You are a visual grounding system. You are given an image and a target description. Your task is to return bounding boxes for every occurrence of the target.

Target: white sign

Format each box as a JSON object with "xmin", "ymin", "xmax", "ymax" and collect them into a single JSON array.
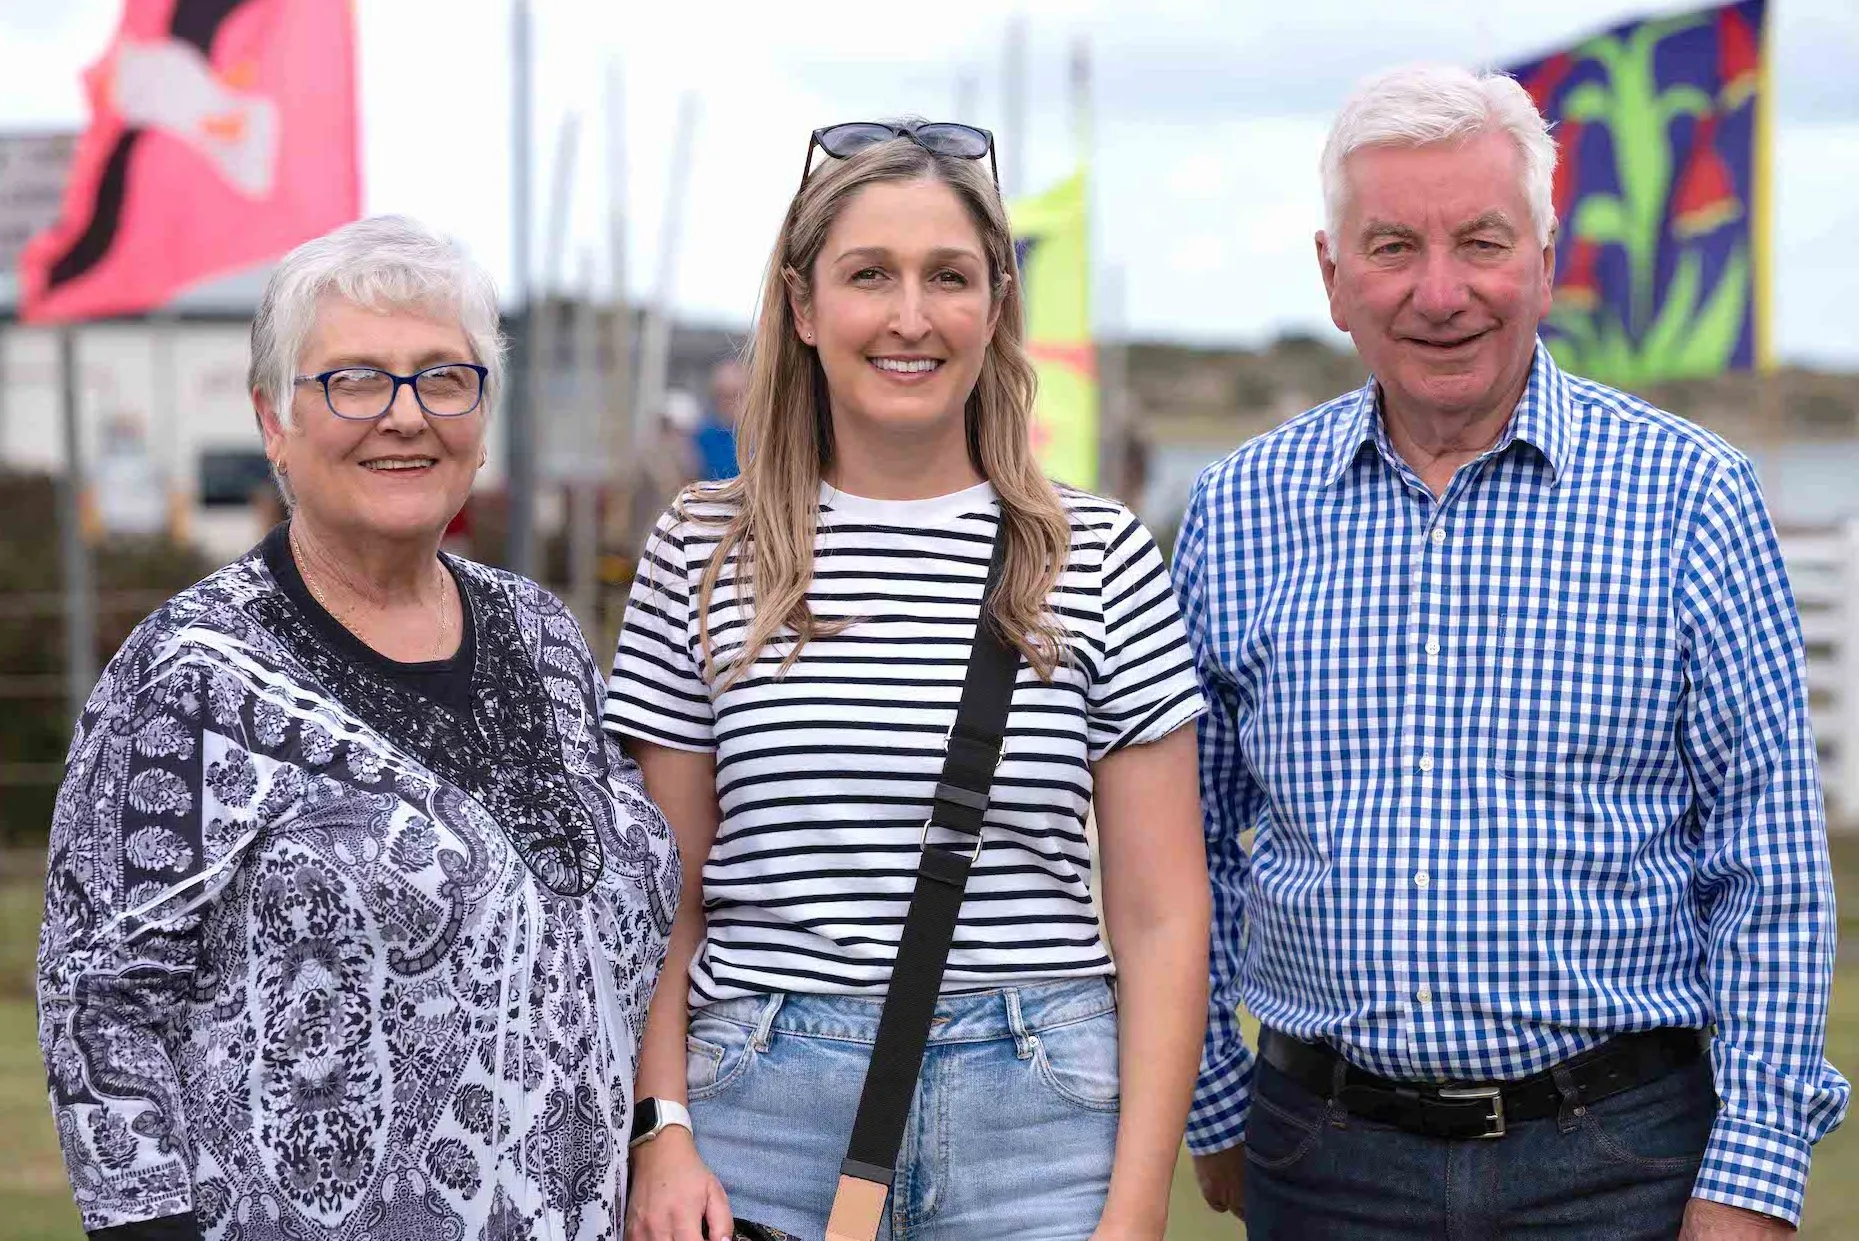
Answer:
[{"xmin": 0, "ymin": 131, "xmax": 77, "ymax": 275}]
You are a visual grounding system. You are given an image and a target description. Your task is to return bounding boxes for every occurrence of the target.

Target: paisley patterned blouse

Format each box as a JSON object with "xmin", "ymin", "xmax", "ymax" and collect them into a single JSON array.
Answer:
[{"xmin": 38, "ymin": 530, "xmax": 680, "ymax": 1241}]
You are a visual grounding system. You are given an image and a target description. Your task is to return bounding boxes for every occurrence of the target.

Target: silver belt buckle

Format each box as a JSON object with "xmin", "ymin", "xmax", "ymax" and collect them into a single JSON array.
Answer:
[{"xmin": 1436, "ymin": 1085, "xmax": 1506, "ymax": 1138}]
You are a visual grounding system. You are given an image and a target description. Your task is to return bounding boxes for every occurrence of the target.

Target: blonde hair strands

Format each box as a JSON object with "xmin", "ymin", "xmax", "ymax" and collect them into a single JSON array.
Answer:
[{"xmin": 685, "ymin": 137, "xmax": 1073, "ymax": 686}]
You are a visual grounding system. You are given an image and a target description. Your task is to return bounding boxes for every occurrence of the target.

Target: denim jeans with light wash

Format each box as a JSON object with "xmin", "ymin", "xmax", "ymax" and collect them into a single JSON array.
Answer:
[
  {"xmin": 685, "ymin": 978, "xmax": 1120, "ymax": 1241},
  {"xmin": 1242, "ymin": 1048, "xmax": 1718, "ymax": 1240}
]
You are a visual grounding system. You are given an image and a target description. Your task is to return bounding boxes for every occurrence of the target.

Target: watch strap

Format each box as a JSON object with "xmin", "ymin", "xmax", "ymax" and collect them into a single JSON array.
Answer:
[{"xmin": 628, "ymin": 1096, "xmax": 693, "ymax": 1148}]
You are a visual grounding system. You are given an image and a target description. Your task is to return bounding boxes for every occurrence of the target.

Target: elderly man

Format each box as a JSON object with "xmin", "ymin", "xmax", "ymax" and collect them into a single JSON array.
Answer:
[{"xmin": 1173, "ymin": 65, "xmax": 1847, "ymax": 1239}]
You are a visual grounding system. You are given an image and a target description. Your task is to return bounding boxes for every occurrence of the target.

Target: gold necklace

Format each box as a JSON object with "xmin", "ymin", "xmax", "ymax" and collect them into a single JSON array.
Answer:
[{"xmin": 289, "ymin": 524, "xmax": 454, "ymax": 661}]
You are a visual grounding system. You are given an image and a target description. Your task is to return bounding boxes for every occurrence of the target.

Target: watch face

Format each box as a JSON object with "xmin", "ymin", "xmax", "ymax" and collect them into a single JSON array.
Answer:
[{"xmin": 630, "ymin": 1097, "xmax": 661, "ymax": 1143}]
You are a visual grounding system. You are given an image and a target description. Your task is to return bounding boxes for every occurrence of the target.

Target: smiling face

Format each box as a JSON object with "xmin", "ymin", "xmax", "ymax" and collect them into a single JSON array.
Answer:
[
  {"xmin": 790, "ymin": 176, "xmax": 1000, "ymax": 459},
  {"xmin": 1318, "ymin": 128, "xmax": 1554, "ymax": 428},
  {"xmin": 256, "ymin": 296, "xmax": 485, "ymax": 547}
]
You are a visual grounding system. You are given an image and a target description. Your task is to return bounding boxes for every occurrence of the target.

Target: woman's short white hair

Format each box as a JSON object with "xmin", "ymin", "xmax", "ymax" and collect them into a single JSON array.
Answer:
[
  {"xmin": 1321, "ymin": 64, "xmax": 1558, "ymax": 259},
  {"xmin": 248, "ymin": 214, "xmax": 505, "ymax": 430}
]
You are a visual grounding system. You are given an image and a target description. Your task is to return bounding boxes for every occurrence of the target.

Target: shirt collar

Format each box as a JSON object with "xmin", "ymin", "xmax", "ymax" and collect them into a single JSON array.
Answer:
[{"xmin": 1320, "ymin": 338, "xmax": 1573, "ymax": 489}]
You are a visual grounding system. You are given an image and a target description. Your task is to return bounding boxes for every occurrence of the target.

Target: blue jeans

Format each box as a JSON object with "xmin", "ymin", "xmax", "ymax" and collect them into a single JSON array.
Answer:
[
  {"xmin": 686, "ymin": 978, "xmax": 1121, "ymax": 1241},
  {"xmin": 1243, "ymin": 1049, "xmax": 1718, "ymax": 1239}
]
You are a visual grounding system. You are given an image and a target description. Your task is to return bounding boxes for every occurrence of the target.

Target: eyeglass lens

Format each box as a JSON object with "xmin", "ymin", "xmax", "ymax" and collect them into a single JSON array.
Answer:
[
  {"xmin": 816, "ymin": 123, "xmax": 903, "ymax": 159},
  {"xmin": 912, "ymin": 123, "xmax": 991, "ymax": 157},
  {"xmin": 325, "ymin": 366, "xmax": 482, "ymax": 419}
]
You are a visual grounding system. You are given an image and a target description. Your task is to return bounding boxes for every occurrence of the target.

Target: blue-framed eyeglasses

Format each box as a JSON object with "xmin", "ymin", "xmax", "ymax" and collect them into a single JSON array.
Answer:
[
  {"xmin": 292, "ymin": 363, "xmax": 488, "ymax": 421},
  {"xmin": 800, "ymin": 121, "xmax": 998, "ymax": 190}
]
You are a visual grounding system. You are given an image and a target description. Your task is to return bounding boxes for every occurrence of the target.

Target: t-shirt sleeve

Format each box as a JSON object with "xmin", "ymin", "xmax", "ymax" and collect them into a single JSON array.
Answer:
[
  {"xmin": 605, "ymin": 509, "xmax": 716, "ymax": 752},
  {"xmin": 1084, "ymin": 506, "xmax": 1207, "ymax": 761}
]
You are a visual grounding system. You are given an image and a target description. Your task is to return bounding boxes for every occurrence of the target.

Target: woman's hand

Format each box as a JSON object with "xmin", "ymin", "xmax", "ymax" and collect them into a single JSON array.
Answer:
[{"xmin": 625, "ymin": 1128, "xmax": 733, "ymax": 1241}]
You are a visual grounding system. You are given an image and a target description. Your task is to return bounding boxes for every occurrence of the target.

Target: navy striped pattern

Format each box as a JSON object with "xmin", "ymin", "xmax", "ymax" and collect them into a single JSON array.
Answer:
[{"xmin": 607, "ymin": 481, "xmax": 1204, "ymax": 1006}]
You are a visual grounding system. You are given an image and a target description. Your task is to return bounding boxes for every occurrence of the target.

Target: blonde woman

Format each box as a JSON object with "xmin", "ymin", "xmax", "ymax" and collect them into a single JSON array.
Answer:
[{"xmin": 607, "ymin": 121, "xmax": 1210, "ymax": 1241}]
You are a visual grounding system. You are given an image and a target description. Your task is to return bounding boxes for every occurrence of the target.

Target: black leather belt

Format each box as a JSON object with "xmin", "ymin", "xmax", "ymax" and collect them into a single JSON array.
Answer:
[{"xmin": 1258, "ymin": 1026, "xmax": 1705, "ymax": 1141}]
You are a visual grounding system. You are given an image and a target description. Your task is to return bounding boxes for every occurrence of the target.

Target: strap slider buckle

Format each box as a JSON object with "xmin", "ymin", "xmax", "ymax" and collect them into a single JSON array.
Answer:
[
  {"xmin": 1436, "ymin": 1085, "xmax": 1506, "ymax": 1138},
  {"xmin": 918, "ymin": 818, "xmax": 984, "ymax": 864}
]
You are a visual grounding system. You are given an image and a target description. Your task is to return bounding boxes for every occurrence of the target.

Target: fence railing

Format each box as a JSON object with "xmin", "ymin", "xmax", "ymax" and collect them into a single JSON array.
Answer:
[{"xmin": 1782, "ymin": 521, "xmax": 1859, "ymax": 829}]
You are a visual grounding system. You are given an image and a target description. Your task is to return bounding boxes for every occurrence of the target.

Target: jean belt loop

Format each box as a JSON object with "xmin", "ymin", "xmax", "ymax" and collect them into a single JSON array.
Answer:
[
  {"xmin": 752, "ymin": 992, "xmax": 784, "ymax": 1052},
  {"xmin": 1328, "ymin": 1054, "xmax": 1349, "ymax": 1103},
  {"xmin": 1004, "ymin": 987, "xmax": 1036, "ymax": 1059},
  {"xmin": 1550, "ymin": 1060, "xmax": 1582, "ymax": 1131}
]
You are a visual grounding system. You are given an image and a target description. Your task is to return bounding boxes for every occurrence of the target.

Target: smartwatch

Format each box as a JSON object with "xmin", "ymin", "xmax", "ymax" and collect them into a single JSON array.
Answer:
[{"xmin": 629, "ymin": 1097, "xmax": 694, "ymax": 1149}]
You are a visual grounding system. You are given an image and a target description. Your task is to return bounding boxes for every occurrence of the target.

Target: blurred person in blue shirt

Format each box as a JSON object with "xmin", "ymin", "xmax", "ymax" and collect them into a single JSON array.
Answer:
[{"xmin": 694, "ymin": 358, "xmax": 746, "ymax": 481}]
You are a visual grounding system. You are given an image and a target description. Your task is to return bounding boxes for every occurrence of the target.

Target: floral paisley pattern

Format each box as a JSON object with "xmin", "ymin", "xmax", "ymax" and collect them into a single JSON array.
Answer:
[{"xmin": 38, "ymin": 538, "xmax": 680, "ymax": 1240}]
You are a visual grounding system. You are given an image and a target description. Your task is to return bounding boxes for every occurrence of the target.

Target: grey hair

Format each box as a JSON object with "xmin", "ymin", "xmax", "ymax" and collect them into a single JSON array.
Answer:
[
  {"xmin": 1320, "ymin": 64, "xmax": 1558, "ymax": 260},
  {"xmin": 249, "ymin": 215, "xmax": 504, "ymax": 500}
]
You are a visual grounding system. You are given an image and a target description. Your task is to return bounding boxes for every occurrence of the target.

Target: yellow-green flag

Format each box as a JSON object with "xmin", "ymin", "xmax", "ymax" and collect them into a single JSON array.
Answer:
[{"xmin": 1010, "ymin": 170, "xmax": 1097, "ymax": 488}]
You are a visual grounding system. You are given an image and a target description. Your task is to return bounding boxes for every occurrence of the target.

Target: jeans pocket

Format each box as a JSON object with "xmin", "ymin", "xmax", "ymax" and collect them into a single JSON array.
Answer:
[
  {"xmin": 1031, "ymin": 1009, "xmax": 1121, "ymax": 1112},
  {"xmin": 1575, "ymin": 1060, "xmax": 1716, "ymax": 1172},
  {"xmin": 1244, "ymin": 1062, "xmax": 1332, "ymax": 1173},
  {"xmin": 1244, "ymin": 1092, "xmax": 1330, "ymax": 1173},
  {"xmin": 686, "ymin": 1013, "xmax": 756, "ymax": 1102}
]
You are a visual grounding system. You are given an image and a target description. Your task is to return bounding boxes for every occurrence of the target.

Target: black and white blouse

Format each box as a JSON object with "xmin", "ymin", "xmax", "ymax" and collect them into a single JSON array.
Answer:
[{"xmin": 38, "ymin": 526, "xmax": 680, "ymax": 1241}]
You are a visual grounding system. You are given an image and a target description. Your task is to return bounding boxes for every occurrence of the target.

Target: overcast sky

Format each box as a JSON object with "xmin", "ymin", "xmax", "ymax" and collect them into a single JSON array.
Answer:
[{"xmin": 2, "ymin": 0, "xmax": 1855, "ymax": 366}]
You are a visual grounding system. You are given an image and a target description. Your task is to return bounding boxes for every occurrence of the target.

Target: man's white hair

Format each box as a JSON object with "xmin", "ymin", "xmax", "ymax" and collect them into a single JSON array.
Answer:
[
  {"xmin": 1320, "ymin": 64, "xmax": 1558, "ymax": 259},
  {"xmin": 248, "ymin": 213, "xmax": 505, "ymax": 433}
]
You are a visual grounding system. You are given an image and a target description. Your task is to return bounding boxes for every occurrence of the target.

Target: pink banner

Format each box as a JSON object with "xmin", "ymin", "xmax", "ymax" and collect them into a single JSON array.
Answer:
[{"xmin": 18, "ymin": 0, "xmax": 360, "ymax": 323}]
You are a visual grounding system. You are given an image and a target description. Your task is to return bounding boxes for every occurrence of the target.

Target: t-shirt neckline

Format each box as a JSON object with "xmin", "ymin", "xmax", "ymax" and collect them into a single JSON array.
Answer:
[{"xmin": 817, "ymin": 479, "xmax": 997, "ymax": 525}]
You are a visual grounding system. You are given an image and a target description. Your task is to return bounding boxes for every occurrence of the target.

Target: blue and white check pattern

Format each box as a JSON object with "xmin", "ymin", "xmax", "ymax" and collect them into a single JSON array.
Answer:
[{"xmin": 1171, "ymin": 341, "xmax": 1849, "ymax": 1224}]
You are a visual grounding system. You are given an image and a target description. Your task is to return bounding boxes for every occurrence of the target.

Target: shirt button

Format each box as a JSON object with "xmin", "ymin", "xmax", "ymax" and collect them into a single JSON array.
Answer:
[
  {"xmin": 1418, "ymin": 755, "xmax": 1435, "ymax": 773},
  {"xmin": 1416, "ymin": 986, "xmax": 1433, "ymax": 1004},
  {"xmin": 1424, "ymin": 638, "xmax": 1441, "ymax": 656},
  {"xmin": 1414, "ymin": 871, "xmax": 1430, "ymax": 889},
  {"xmin": 1430, "ymin": 527, "xmax": 1448, "ymax": 546}
]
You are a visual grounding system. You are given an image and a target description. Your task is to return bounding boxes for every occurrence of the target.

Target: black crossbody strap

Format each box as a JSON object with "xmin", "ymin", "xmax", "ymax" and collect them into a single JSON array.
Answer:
[{"xmin": 825, "ymin": 532, "xmax": 1018, "ymax": 1241}]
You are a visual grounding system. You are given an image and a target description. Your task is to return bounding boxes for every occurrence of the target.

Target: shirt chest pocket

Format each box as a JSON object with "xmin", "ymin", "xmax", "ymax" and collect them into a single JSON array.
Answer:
[{"xmin": 1483, "ymin": 603, "xmax": 1671, "ymax": 785}]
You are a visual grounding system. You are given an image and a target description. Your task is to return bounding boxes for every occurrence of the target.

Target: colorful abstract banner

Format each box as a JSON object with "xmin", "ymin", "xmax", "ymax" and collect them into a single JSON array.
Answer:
[
  {"xmin": 18, "ymin": 0, "xmax": 360, "ymax": 323},
  {"xmin": 1507, "ymin": 0, "xmax": 1769, "ymax": 384},
  {"xmin": 1011, "ymin": 170, "xmax": 1098, "ymax": 489}
]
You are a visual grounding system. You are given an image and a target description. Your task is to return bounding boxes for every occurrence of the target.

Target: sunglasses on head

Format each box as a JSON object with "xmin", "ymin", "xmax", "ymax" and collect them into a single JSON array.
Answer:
[{"xmin": 800, "ymin": 120, "xmax": 998, "ymax": 190}]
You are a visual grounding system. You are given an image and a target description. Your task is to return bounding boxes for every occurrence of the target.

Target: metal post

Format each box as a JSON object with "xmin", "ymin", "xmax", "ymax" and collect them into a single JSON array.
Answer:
[
  {"xmin": 568, "ymin": 253, "xmax": 601, "ymax": 634},
  {"xmin": 633, "ymin": 93, "xmax": 698, "ymax": 439},
  {"xmin": 605, "ymin": 57, "xmax": 637, "ymax": 570},
  {"xmin": 506, "ymin": 0, "xmax": 538, "ymax": 576},
  {"xmin": 955, "ymin": 70, "xmax": 978, "ymax": 123},
  {"xmin": 1842, "ymin": 517, "xmax": 1859, "ymax": 826},
  {"xmin": 1002, "ymin": 16, "xmax": 1026, "ymax": 199},
  {"xmin": 57, "ymin": 327, "xmax": 96, "ymax": 724},
  {"xmin": 1099, "ymin": 264, "xmax": 1132, "ymax": 505}
]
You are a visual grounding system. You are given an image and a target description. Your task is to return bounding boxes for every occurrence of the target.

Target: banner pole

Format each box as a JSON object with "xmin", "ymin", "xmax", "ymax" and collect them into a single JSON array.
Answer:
[
  {"xmin": 58, "ymin": 327, "xmax": 96, "ymax": 726},
  {"xmin": 506, "ymin": 0, "xmax": 538, "ymax": 576}
]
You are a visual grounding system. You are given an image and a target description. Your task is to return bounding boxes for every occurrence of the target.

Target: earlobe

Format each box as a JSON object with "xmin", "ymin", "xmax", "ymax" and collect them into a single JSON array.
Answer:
[{"xmin": 783, "ymin": 266, "xmax": 816, "ymax": 347}]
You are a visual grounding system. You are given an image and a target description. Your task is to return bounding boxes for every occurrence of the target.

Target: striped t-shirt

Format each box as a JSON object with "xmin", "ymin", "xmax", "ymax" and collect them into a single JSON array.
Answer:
[{"xmin": 605, "ymin": 480, "xmax": 1205, "ymax": 1005}]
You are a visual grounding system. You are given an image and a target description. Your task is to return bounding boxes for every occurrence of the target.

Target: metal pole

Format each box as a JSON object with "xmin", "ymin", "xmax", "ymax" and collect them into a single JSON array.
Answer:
[
  {"xmin": 605, "ymin": 57, "xmax": 637, "ymax": 566},
  {"xmin": 1843, "ymin": 517, "xmax": 1859, "ymax": 826},
  {"xmin": 633, "ymin": 93, "xmax": 698, "ymax": 439},
  {"xmin": 506, "ymin": 0, "xmax": 538, "ymax": 576},
  {"xmin": 1002, "ymin": 16, "xmax": 1026, "ymax": 198},
  {"xmin": 569, "ymin": 252, "xmax": 601, "ymax": 634},
  {"xmin": 57, "ymin": 327, "xmax": 96, "ymax": 725},
  {"xmin": 1100, "ymin": 264, "xmax": 1133, "ymax": 505},
  {"xmin": 955, "ymin": 70, "xmax": 978, "ymax": 123},
  {"xmin": 0, "ymin": 322, "xmax": 9, "ymax": 458},
  {"xmin": 150, "ymin": 309, "xmax": 187, "ymax": 541}
]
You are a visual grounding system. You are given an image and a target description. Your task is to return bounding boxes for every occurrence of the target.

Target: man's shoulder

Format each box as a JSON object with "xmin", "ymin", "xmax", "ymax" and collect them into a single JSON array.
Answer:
[
  {"xmin": 1562, "ymin": 370, "xmax": 1752, "ymax": 480},
  {"xmin": 1191, "ymin": 389, "xmax": 1365, "ymax": 503}
]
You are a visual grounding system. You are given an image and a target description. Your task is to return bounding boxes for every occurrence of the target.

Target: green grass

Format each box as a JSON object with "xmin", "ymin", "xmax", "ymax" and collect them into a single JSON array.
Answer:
[{"xmin": 1, "ymin": 848, "xmax": 1855, "ymax": 1238}]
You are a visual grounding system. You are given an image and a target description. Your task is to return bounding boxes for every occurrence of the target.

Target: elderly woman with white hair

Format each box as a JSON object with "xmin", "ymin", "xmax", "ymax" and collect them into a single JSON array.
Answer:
[{"xmin": 38, "ymin": 214, "xmax": 679, "ymax": 1241}]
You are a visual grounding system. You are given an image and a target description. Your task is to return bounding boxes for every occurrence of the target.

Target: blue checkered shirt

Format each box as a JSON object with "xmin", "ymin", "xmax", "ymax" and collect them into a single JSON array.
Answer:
[{"xmin": 1171, "ymin": 342, "xmax": 1848, "ymax": 1224}]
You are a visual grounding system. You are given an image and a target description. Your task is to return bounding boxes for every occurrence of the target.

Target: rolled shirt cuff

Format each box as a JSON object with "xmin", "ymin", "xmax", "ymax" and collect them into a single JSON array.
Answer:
[
  {"xmin": 1186, "ymin": 1047, "xmax": 1255, "ymax": 1156},
  {"xmin": 1691, "ymin": 1112, "xmax": 1814, "ymax": 1227}
]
